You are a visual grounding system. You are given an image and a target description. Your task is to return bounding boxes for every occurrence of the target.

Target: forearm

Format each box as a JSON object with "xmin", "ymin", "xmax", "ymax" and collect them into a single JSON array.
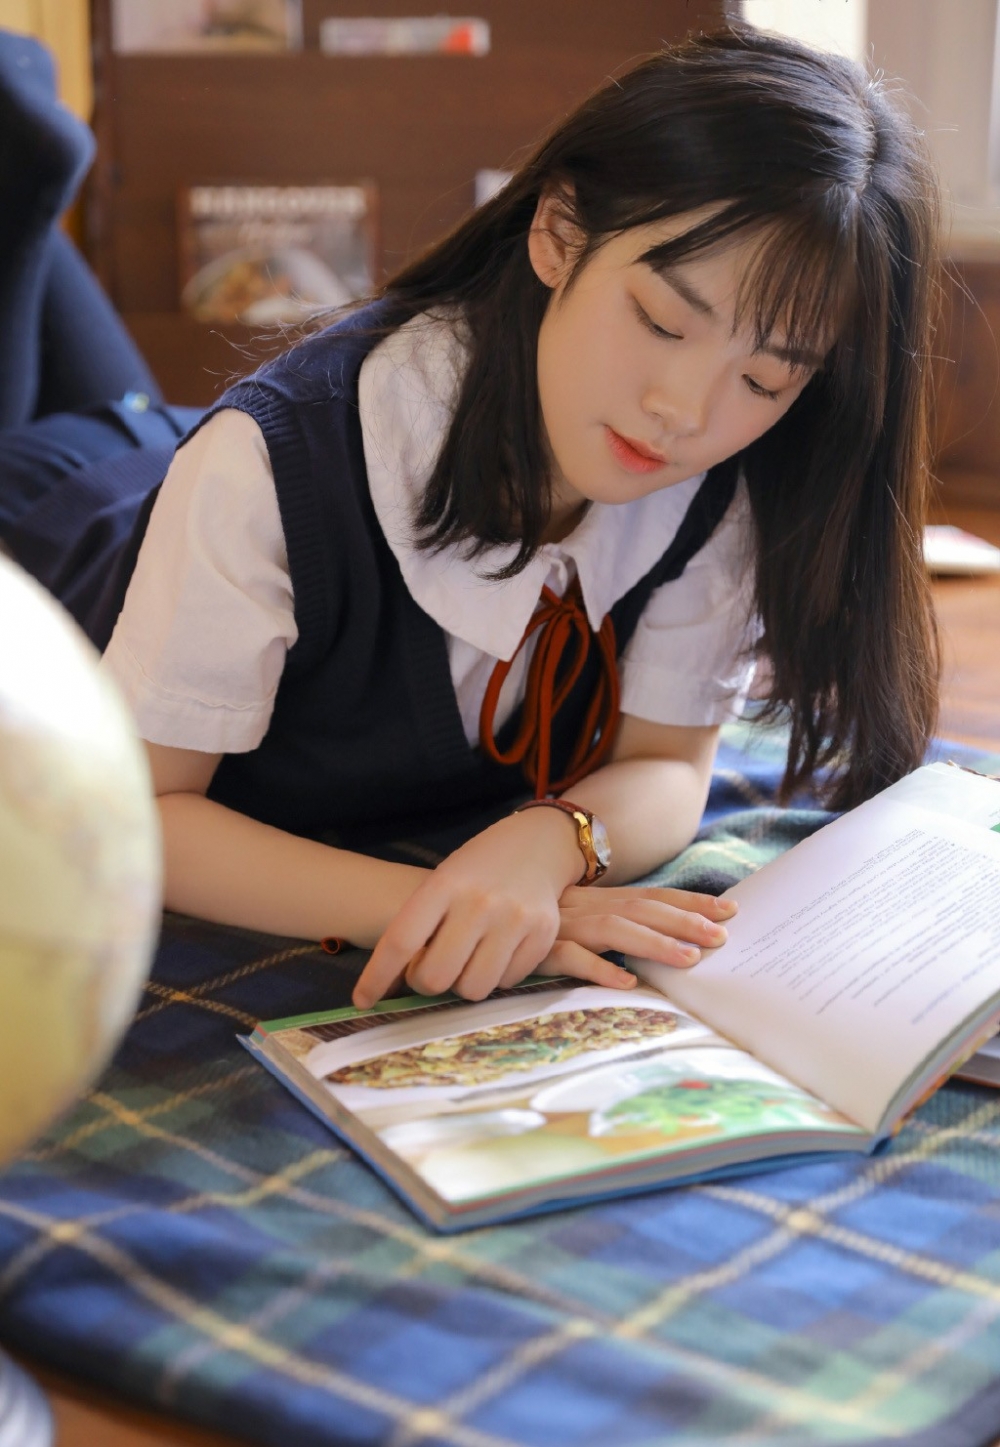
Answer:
[
  {"xmin": 157, "ymin": 792, "xmax": 429, "ymax": 947},
  {"xmin": 567, "ymin": 754, "xmax": 712, "ymax": 884}
]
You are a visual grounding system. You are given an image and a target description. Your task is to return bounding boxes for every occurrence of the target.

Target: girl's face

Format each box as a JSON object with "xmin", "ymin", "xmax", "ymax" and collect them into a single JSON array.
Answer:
[{"xmin": 528, "ymin": 198, "xmax": 828, "ymax": 534}]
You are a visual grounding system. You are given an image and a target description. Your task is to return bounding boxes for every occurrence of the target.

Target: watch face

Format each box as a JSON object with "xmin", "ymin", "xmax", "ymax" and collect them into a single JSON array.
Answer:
[{"xmin": 590, "ymin": 814, "xmax": 612, "ymax": 867}]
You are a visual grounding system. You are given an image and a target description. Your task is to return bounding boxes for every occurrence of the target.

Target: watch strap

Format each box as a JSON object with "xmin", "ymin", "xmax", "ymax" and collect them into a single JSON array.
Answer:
[{"xmin": 513, "ymin": 798, "xmax": 609, "ymax": 885}]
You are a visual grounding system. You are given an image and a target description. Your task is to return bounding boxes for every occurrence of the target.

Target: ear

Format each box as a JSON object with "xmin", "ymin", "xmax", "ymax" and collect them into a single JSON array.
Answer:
[{"xmin": 528, "ymin": 185, "xmax": 583, "ymax": 289}]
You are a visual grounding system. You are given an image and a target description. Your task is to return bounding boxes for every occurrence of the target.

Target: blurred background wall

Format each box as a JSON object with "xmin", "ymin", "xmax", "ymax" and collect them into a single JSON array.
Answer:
[
  {"xmin": 82, "ymin": 0, "xmax": 726, "ymax": 405},
  {"xmin": 20, "ymin": 0, "xmax": 1000, "ymax": 510},
  {"xmin": 744, "ymin": 0, "xmax": 1000, "ymax": 508},
  {"xmin": 0, "ymin": 0, "xmax": 91, "ymax": 116}
]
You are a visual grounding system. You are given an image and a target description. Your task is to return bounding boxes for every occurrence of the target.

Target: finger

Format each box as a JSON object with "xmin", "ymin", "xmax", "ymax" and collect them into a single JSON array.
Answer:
[
  {"xmin": 353, "ymin": 886, "xmax": 452, "ymax": 1008},
  {"xmin": 400, "ymin": 944, "xmax": 428, "ymax": 986},
  {"xmin": 569, "ymin": 885, "xmax": 735, "ymax": 920},
  {"xmin": 558, "ymin": 911, "xmax": 704, "ymax": 967},
  {"xmin": 450, "ymin": 925, "xmax": 545, "ymax": 1001},
  {"xmin": 632, "ymin": 887, "xmax": 737, "ymax": 918},
  {"xmin": 561, "ymin": 894, "xmax": 729, "ymax": 949},
  {"xmin": 558, "ymin": 879, "xmax": 738, "ymax": 926},
  {"xmin": 533, "ymin": 939, "xmax": 639, "ymax": 991},
  {"xmin": 494, "ymin": 930, "xmax": 562, "ymax": 991},
  {"xmin": 353, "ymin": 948, "xmax": 409, "ymax": 1011},
  {"xmin": 403, "ymin": 902, "xmax": 494, "ymax": 998},
  {"xmin": 620, "ymin": 899, "xmax": 729, "ymax": 948}
]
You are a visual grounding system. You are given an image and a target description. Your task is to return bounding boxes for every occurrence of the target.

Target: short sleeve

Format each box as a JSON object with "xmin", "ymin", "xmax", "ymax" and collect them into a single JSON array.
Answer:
[
  {"xmin": 619, "ymin": 482, "xmax": 759, "ymax": 727},
  {"xmin": 100, "ymin": 408, "xmax": 297, "ymax": 752}
]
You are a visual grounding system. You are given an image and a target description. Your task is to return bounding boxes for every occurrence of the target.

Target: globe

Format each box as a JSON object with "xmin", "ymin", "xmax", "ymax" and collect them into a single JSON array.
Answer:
[{"xmin": 0, "ymin": 554, "xmax": 162, "ymax": 1445}]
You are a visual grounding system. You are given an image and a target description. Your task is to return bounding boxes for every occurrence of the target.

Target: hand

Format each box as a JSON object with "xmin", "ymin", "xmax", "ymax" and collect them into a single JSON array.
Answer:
[
  {"xmin": 353, "ymin": 808, "xmax": 605, "ymax": 1008},
  {"xmin": 545, "ymin": 885, "xmax": 737, "ymax": 979}
]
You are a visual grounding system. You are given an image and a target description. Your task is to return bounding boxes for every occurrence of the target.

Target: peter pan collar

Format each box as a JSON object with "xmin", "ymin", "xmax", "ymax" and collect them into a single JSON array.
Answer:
[{"xmin": 358, "ymin": 310, "xmax": 706, "ymax": 662}]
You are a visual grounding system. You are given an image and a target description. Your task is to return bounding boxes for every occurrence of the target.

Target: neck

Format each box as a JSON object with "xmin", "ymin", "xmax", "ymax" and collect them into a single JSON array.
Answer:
[
  {"xmin": 541, "ymin": 497, "xmax": 589, "ymax": 544},
  {"xmin": 542, "ymin": 467, "xmax": 589, "ymax": 544}
]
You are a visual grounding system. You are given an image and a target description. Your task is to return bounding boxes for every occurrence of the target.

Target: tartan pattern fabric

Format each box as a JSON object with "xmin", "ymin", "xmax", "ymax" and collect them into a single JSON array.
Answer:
[{"xmin": 1, "ymin": 718, "xmax": 1000, "ymax": 1446}]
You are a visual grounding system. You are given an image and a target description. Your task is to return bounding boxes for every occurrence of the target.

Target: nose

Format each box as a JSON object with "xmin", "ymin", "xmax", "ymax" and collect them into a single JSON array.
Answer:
[{"xmin": 642, "ymin": 366, "xmax": 710, "ymax": 440}]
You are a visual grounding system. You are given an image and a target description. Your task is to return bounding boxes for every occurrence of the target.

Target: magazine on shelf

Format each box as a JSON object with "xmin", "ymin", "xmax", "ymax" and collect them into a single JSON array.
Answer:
[
  {"xmin": 474, "ymin": 169, "xmax": 512, "ymax": 206},
  {"xmin": 178, "ymin": 182, "xmax": 378, "ymax": 325},
  {"xmin": 923, "ymin": 524, "xmax": 1000, "ymax": 576},
  {"xmin": 112, "ymin": 0, "xmax": 302, "ymax": 54},
  {"xmin": 319, "ymin": 16, "xmax": 490, "ymax": 56},
  {"xmin": 242, "ymin": 762, "xmax": 1000, "ymax": 1231}
]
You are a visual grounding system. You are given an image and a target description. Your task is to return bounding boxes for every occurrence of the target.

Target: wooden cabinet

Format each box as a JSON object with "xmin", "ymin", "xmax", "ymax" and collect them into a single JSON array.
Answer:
[
  {"xmin": 81, "ymin": 2, "xmax": 1000, "ymax": 503},
  {"xmin": 86, "ymin": 0, "xmax": 724, "ymax": 405},
  {"xmin": 935, "ymin": 256, "xmax": 1000, "ymax": 506}
]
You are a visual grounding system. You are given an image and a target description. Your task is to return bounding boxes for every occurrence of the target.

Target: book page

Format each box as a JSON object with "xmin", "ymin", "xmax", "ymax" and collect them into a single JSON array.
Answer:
[
  {"xmin": 262, "ymin": 985, "xmax": 864, "ymax": 1209},
  {"xmin": 879, "ymin": 761, "xmax": 1000, "ymax": 828},
  {"xmin": 634, "ymin": 803, "xmax": 1000, "ymax": 1134}
]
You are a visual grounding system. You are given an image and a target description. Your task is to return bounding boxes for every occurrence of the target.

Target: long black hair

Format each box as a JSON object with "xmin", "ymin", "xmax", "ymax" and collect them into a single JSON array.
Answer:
[{"xmin": 374, "ymin": 24, "xmax": 941, "ymax": 809}]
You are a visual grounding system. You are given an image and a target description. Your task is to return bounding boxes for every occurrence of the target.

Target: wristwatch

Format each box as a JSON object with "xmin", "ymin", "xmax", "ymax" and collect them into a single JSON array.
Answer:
[{"xmin": 513, "ymin": 798, "xmax": 611, "ymax": 885}]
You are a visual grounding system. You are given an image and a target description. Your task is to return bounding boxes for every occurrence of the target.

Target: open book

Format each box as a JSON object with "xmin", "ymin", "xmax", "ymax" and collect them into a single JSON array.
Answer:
[{"xmin": 242, "ymin": 762, "xmax": 1000, "ymax": 1232}]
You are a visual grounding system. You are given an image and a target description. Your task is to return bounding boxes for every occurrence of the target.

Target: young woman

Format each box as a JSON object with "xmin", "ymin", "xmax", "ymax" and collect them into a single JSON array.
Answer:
[{"xmin": 0, "ymin": 26, "xmax": 940, "ymax": 1010}]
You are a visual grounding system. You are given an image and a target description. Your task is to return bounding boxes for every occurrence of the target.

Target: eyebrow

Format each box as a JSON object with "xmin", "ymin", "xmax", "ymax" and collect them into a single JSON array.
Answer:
[
  {"xmin": 649, "ymin": 264, "xmax": 826, "ymax": 371},
  {"xmin": 758, "ymin": 340, "xmax": 825, "ymax": 371},
  {"xmin": 657, "ymin": 267, "xmax": 717, "ymax": 319}
]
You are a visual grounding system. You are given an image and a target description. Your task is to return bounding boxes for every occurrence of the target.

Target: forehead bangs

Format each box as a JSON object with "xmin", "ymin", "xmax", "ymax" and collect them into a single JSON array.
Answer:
[
  {"xmin": 639, "ymin": 201, "xmax": 860, "ymax": 369},
  {"xmin": 736, "ymin": 215, "xmax": 858, "ymax": 367}
]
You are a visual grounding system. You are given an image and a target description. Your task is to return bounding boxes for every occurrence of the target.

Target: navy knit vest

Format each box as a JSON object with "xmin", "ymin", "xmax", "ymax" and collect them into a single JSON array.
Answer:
[{"xmin": 113, "ymin": 303, "xmax": 739, "ymax": 846}]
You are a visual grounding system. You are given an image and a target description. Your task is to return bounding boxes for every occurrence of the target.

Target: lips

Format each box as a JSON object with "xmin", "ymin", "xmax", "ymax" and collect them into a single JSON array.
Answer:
[{"xmin": 604, "ymin": 426, "xmax": 668, "ymax": 475}]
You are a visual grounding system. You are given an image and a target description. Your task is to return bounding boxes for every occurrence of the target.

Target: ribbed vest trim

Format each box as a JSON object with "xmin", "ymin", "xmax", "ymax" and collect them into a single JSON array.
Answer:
[{"xmin": 237, "ymin": 386, "xmax": 335, "ymax": 672}]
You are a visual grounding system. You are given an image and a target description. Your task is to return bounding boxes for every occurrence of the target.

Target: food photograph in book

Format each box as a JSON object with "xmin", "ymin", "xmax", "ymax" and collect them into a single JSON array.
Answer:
[
  {"xmin": 178, "ymin": 183, "xmax": 378, "ymax": 325},
  {"xmin": 112, "ymin": 0, "xmax": 303, "ymax": 54},
  {"xmin": 277, "ymin": 986, "xmax": 859, "ymax": 1207}
]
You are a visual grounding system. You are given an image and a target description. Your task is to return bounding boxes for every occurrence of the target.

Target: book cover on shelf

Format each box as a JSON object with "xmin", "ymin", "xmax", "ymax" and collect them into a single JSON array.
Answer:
[
  {"xmin": 474, "ymin": 169, "xmax": 512, "ymax": 207},
  {"xmin": 319, "ymin": 16, "xmax": 490, "ymax": 57},
  {"xmin": 242, "ymin": 762, "xmax": 1000, "ymax": 1232},
  {"xmin": 923, "ymin": 524, "xmax": 1000, "ymax": 576},
  {"xmin": 178, "ymin": 183, "xmax": 378, "ymax": 325},
  {"xmin": 112, "ymin": 0, "xmax": 303, "ymax": 54}
]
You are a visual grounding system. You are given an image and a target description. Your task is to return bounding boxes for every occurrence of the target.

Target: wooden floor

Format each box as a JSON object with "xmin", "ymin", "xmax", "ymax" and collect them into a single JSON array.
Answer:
[
  {"xmin": 927, "ymin": 502, "xmax": 1000, "ymax": 754},
  {"xmin": 12, "ymin": 506, "xmax": 1000, "ymax": 1447},
  {"xmin": 19, "ymin": 1364, "xmax": 242, "ymax": 1447}
]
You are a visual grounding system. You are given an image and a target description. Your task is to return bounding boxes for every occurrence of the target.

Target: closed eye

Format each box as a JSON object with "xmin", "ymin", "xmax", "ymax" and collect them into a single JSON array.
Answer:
[
  {"xmin": 633, "ymin": 298, "xmax": 682, "ymax": 341},
  {"xmin": 744, "ymin": 376, "xmax": 781, "ymax": 402}
]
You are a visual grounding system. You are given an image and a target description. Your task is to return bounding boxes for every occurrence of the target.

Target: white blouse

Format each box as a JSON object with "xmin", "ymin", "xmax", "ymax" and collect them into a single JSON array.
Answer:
[{"xmin": 101, "ymin": 311, "xmax": 758, "ymax": 754}]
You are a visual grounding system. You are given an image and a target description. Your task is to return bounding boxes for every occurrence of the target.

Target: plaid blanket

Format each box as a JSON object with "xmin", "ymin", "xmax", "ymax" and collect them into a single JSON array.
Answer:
[{"xmin": 1, "ymin": 718, "xmax": 999, "ymax": 1447}]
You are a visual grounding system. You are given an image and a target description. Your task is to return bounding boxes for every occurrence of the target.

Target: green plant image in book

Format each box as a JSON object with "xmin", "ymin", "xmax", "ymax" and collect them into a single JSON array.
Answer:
[
  {"xmin": 591, "ymin": 1064, "xmax": 839, "ymax": 1139},
  {"xmin": 390, "ymin": 1048, "xmax": 855, "ymax": 1206}
]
